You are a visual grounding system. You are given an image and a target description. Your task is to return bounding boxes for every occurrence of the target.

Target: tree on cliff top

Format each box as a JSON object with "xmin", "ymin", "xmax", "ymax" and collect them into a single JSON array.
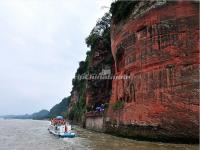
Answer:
[
  {"xmin": 110, "ymin": 1, "xmax": 138, "ymax": 24},
  {"xmin": 85, "ymin": 12, "xmax": 111, "ymax": 49}
]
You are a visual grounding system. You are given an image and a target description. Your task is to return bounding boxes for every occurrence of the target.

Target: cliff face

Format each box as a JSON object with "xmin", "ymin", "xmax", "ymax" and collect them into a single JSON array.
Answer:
[
  {"xmin": 86, "ymin": 39, "xmax": 114, "ymax": 108},
  {"xmin": 68, "ymin": 1, "xmax": 199, "ymax": 142},
  {"xmin": 68, "ymin": 13, "xmax": 114, "ymax": 123},
  {"xmin": 106, "ymin": 1, "xmax": 199, "ymax": 141}
]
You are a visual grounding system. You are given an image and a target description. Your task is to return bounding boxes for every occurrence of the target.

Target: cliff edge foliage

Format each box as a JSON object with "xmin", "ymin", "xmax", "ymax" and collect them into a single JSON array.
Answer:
[
  {"xmin": 49, "ymin": 97, "xmax": 71, "ymax": 118},
  {"xmin": 110, "ymin": 1, "xmax": 138, "ymax": 24},
  {"xmin": 68, "ymin": 12, "xmax": 113, "ymax": 123}
]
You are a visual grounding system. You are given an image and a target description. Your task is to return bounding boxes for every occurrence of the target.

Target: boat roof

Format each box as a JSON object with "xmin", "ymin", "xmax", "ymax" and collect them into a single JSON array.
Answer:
[{"xmin": 56, "ymin": 116, "xmax": 63, "ymax": 119}]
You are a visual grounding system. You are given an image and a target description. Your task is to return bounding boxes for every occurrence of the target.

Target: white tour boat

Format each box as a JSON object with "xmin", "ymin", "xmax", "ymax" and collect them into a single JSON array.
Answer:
[{"xmin": 48, "ymin": 116, "xmax": 76, "ymax": 138}]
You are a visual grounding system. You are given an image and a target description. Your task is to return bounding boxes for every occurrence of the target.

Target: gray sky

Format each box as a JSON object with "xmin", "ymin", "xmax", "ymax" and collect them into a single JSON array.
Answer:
[{"xmin": 0, "ymin": 0, "xmax": 112, "ymax": 115}]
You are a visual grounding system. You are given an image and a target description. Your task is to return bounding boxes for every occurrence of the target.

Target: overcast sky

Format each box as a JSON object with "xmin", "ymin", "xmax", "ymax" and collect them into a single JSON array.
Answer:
[{"xmin": 0, "ymin": 0, "xmax": 112, "ymax": 115}]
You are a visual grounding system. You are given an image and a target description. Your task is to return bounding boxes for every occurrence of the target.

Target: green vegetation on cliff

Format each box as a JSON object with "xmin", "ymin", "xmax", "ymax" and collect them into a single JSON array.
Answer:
[
  {"xmin": 110, "ymin": 1, "xmax": 138, "ymax": 24},
  {"xmin": 68, "ymin": 12, "xmax": 113, "ymax": 122},
  {"xmin": 112, "ymin": 101, "xmax": 124, "ymax": 110},
  {"xmin": 68, "ymin": 96, "xmax": 86, "ymax": 122},
  {"xmin": 49, "ymin": 97, "xmax": 71, "ymax": 118},
  {"xmin": 69, "ymin": 58, "xmax": 88, "ymax": 122},
  {"xmin": 86, "ymin": 12, "xmax": 111, "ymax": 49},
  {"xmin": 69, "ymin": 56, "xmax": 88, "ymax": 122}
]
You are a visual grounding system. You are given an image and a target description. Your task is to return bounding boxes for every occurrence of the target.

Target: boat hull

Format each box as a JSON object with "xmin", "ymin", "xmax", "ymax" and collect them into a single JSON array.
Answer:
[{"xmin": 48, "ymin": 128, "xmax": 76, "ymax": 138}]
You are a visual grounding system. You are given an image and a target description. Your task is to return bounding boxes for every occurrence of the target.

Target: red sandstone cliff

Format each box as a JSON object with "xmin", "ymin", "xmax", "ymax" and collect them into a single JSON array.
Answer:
[
  {"xmin": 86, "ymin": 38, "xmax": 114, "ymax": 108},
  {"xmin": 106, "ymin": 1, "xmax": 199, "ymax": 141}
]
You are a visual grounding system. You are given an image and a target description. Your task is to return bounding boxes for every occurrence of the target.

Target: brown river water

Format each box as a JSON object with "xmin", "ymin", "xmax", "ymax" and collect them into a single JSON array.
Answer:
[{"xmin": 0, "ymin": 119, "xmax": 198, "ymax": 150}]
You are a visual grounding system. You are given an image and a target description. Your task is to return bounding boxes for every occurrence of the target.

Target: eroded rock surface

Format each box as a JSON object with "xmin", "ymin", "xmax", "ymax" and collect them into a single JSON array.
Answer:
[{"xmin": 106, "ymin": 1, "xmax": 199, "ymax": 141}]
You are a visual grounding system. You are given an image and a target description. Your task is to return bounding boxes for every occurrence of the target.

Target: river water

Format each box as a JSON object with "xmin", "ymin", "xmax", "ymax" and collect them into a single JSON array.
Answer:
[{"xmin": 0, "ymin": 119, "xmax": 198, "ymax": 150}]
